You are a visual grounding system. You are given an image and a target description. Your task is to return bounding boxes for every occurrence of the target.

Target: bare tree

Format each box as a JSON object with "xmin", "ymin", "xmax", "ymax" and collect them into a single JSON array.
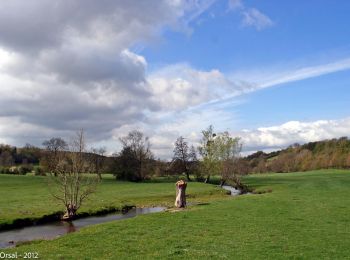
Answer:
[
  {"xmin": 42, "ymin": 137, "xmax": 67, "ymax": 176},
  {"xmin": 91, "ymin": 147, "xmax": 106, "ymax": 180},
  {"xmin": 0, "ymin": 150, "xmax": 14, "ymax": 167},
  {"xmin": 46, "ymin": 130, "xmax": 100, "ymax": 220},
  {"xmin": 172, "ymin": 136, "xmax": 196, "ymax": 181},
  {"xmin": 43, "ymin": 137, "xmax": 67, "ymax": 152},
  {"xmin": 117, "ymin": 130, "xmax": 153, "ymax": 181}
]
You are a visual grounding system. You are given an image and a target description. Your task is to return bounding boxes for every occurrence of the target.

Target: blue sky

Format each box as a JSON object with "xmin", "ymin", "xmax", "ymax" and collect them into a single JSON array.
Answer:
[
  {"xmin": 0, "ymin": 0, "xmax": 349, "ymax": 158},
  {"xmin": 143, "ymin": 0, "xmax": 350, "ymax": 70}
]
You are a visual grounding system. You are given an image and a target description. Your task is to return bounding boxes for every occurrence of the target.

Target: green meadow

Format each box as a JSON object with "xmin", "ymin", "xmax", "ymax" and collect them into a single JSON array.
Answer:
[{"xmin": 2, "ymin": 169, "xmax": 350, "ymax": 259}]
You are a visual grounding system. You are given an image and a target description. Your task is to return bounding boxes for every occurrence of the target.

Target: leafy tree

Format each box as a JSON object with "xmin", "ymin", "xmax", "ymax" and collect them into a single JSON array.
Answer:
[
  {"xmin": 113, "ymin": 147, "xmax": 139, "ymax": 181},
  {"xmin": 198, "ymin": 125, "xmax": 220, "ymax": 183},
  {"xmin": 198, "ymin": 126, "xmax": 245, "ymax": 186},
  {"xmin": 215, "ymin": 131, "xmax": 242, "ymax": 186}
]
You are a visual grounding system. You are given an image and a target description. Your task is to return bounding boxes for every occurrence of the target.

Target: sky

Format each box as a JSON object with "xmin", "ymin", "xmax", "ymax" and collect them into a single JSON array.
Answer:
[{"xmin": 0, "ymin": 0, "xmax": 349, "ymax": 159}]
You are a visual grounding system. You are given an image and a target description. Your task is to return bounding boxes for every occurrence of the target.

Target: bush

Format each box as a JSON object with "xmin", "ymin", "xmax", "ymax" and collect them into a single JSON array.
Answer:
[
  {"xmin": 2, "ymin": 167, "xmax": 11, "ymax": 174},
  {"xmin": 18, "ymin": 164, "xmax": 34, "ymax": 175},
  {"xmin": 9, "ymin": 166, "xmax": 19, "ymax": 174},
  {"xmin": 34, "ymin": 166, "xmax": 46, "ymax": 176}
]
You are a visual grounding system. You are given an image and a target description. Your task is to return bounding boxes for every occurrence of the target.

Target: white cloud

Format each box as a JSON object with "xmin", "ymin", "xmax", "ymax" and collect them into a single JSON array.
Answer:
[
  {"xmin": 141, "ymin": 98, "xmax": 242, "ymax": 159},
  {"xmin": 239, "ymin": 118, "xmax": 350, "ymax": 153},
  {"xmin": 0, "ymin": 1, "xmax": 217, "ymax": 149},
  {"xmin": 148, "ymin": 63, "xmax": 241, "ymax": 110},
  {"xmin": 143, "ymin": 115, "xmax": 350, "ymax": 159},
  {"xmin": 0, "ymin": 0, "xmax": 204, "ymax": 54}
]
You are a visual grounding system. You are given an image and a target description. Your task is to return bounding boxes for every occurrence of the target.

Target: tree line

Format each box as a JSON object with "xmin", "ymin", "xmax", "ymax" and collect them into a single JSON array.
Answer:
[
  {"xmin": 0, "ymin": 126, "xmax": 245, "ymax": 185},
  {"xmin": 1, "ymin": 130, "xmax": 349, "ymax": 178}
]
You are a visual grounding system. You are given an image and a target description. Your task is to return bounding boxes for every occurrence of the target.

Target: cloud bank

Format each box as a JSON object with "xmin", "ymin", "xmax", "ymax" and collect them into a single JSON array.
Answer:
[
  {"xmin": 240, "ymin": 118, "xmax": 350, "ymax": 153},
  {"xmin": 0, "ymin": 0, "xmax": 216, "ymax": 145}
]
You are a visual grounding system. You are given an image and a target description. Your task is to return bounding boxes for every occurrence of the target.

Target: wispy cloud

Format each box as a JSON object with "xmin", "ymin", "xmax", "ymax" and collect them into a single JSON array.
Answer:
[
  {"xmin": 259, "ymin": 57, "xmax": 350, "ymax": 88},
  {"xmin": 241, "ymin": 8, "xmax": 274, "ymax": 30},
  {"xmin": 228, "ymin": 0, "xmax": 243, "ymax": 11},
  {"xmin": 198, "ymin": 56, "xmax": 350, "ymax": 108},
  {"xmin": 228, "ymin": 0, "xmax": 273, "ymax": 30},
  {"xmin": 185, "ymin": 0, "xmax": 218, "ymax": 24}
]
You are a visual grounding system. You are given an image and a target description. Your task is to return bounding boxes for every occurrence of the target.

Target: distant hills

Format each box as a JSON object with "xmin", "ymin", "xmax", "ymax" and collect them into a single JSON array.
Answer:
[{"xmin": 246, "ymin": 137, "xmax": 350, "ymax": 173}]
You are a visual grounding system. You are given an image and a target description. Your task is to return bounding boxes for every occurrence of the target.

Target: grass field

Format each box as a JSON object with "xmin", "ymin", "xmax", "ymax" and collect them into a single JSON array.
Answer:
[
  {"xmin": 2, "ymin": 169, "xmax": 350, "ymax": 259},
  {"xmin": 0, "ymin": 174, "xmax": 227, "ymax": 228}
]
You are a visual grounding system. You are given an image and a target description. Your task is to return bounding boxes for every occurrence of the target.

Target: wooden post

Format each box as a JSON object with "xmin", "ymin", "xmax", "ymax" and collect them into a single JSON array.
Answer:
[{"xmin": 175, "ymin": 180, "xmax": 187, "ymax": 208}]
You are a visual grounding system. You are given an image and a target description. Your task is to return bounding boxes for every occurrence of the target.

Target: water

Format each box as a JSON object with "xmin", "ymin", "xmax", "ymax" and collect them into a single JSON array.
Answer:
[
  {"xmin": 0, "ymin": 207, "xmax": 166, "ymax": 249},
  {"xmin": 221, "ymin": 185, "xmax": 241, "ymax": 196}
]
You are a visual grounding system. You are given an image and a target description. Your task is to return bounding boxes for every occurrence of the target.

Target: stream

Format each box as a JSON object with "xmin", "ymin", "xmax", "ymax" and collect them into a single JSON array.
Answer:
[
  {"xmin": 221, "ymin": 185, "xmax": 242, "ymax": 196},
  {"xmin": 0, "ymin": 207, "xmax": 166, "ymax": 249}
]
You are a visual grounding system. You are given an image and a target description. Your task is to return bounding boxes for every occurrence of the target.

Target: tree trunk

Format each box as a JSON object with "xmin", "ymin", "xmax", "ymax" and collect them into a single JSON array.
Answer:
[
  {"xmin": 175, "ymin": 180, "xmax": 187, "ymax": 208},
  {"xmin": 204, "ymin": 175, "xmax": 210, "ymax": 183},
  {"xmin": 219, "ymin": 179, "xmax": 226, "ymax": 187},
  {"xmin": 62, "ymin": 204, "xmax": 77, "ymax": 220},
  {"xmin": 185, "ymin": 170, "xmax": 191, "ymax": 182}
]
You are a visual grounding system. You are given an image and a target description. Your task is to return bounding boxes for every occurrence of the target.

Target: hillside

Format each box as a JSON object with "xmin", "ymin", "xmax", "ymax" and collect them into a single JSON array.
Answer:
[{"xmin": 246, "ymin": 137, "xmax": 350, "ymax": 173}]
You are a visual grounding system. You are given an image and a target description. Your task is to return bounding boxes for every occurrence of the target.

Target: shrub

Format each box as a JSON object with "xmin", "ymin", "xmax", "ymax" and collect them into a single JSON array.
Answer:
[
  {"xmin": 9, "ymin": 166, "xmax": 19, "ymax": 174},
  {"xmin": 18, "ymin": 164, "xmax": 33, "ymax": 175},
  {"xmin": 2, "ymin": 167, "xmax": 11, "ymax": 174},
  {"xmin": 34, "ymin": 166, "xmax": 46, "ymax": 176}
]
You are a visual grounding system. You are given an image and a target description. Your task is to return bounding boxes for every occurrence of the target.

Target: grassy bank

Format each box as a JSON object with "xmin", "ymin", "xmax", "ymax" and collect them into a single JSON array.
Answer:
[
  {"xmin": 2, "ymin": 169, "xmax": 350, "ymax": 259},
  {"xmin": 0, "ymin": 174, "xmax": 227, "ymax": 229}
]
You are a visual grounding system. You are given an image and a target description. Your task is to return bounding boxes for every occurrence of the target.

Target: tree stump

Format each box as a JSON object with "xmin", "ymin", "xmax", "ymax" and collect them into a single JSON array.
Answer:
[{"xmin": 175, "ymin": 180, "xmax": 187, "ymax": 208}]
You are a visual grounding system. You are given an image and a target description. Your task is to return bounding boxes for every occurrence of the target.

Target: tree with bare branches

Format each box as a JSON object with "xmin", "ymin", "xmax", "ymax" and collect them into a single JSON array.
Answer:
[
  {"xmin": 91, "ymin": 147, "xmax": 106, "ymax": 180},
  {"xmin": 44, "ymin": 130, "xmax": 100, "ymax": 220},
  {"xmin": 115, "ymin": 130, "xmax": 153, "ymax": 181},
  {"xmin": 41, "ymin": 137, "xmax": 67, "ymax": 176},
  {"xmin": 172, "ymin": 136, "xmax": 197, "ymax": 181}
]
